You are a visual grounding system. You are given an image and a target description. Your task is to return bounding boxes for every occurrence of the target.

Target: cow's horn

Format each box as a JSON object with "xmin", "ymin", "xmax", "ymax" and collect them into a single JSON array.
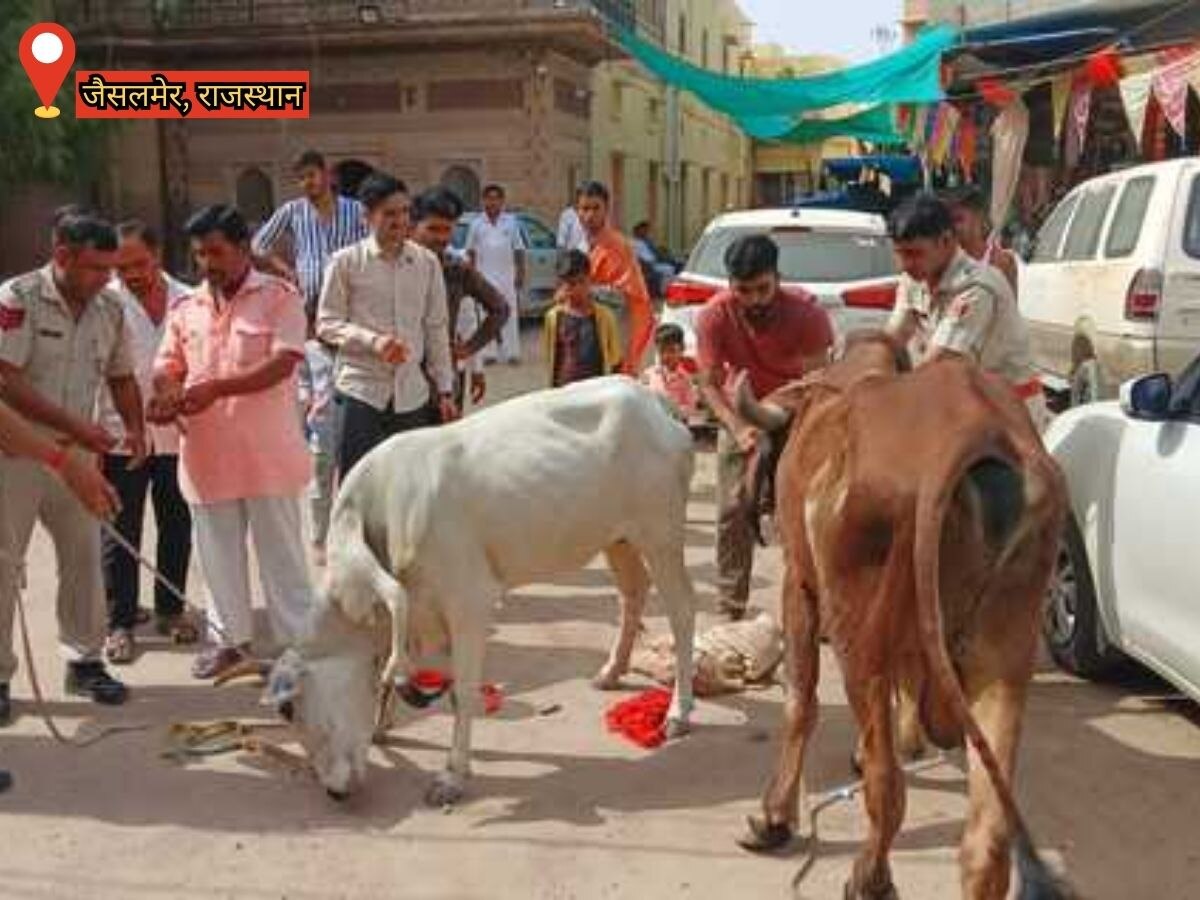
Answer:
[
  {"xmin": 213, "ymin": 659, "xmax": 272, "ymax": 686},
  {"xmin": 734, "ymin": 373, "xmax": 790, "ymax": 432}
]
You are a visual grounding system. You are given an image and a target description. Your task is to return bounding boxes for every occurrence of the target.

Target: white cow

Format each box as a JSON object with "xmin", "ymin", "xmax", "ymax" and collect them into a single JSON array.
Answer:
[{"xmin": 264, "ymin": 377, "xmax": 698, "ymax": 804}]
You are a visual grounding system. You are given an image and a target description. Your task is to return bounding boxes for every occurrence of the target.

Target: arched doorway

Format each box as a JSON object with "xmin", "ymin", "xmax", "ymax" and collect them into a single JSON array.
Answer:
[
  {"xmin": 440, "ymin": 165, "xmax": 481, "ymax": 210},
  {"xmin": 235, "ymin": 167, "xmax": 275, "ymax": 228},
  {"xmin": 333, "ymin": 159, "xmax": 375, "ymax": 199}
]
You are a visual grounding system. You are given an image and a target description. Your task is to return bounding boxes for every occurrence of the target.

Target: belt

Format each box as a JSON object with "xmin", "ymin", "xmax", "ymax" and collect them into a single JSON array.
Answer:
[{"xmin": 1013, "ymin": 377, "xmax": 1043, "ymax": 401}]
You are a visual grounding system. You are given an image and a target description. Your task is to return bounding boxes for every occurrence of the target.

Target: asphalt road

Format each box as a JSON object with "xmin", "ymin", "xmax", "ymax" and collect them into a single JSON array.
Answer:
[{"xmin": 2, "ymin": 325, "xmax": 1198, "ymax": 899}]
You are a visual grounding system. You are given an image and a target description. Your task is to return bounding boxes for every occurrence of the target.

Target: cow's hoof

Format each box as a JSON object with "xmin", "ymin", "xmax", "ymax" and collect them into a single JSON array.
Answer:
[
  {"xmin": 844, "ymin": 879, "xmax": 899, "ymax": 900},
  {"xmin": 736, "ymin": 816, "xmax": 793, "ymax": 854},
  {"xmin": 591, "ymin": 667, "xmax": 623, "ymax": 691},
  {"xmin": 425, "ymin": 773, "xmax": 465, "ymax": 808},
  {"xmin": 664, "ymin": 716, "xmax": 690, "ymax": 741}
]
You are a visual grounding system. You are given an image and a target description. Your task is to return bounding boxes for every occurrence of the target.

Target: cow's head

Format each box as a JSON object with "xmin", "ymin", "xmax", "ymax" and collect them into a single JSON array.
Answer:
[
  {"xmin": 264, "ymin": 640, "xmax": 377, "ymax": 800},
  {"xmin": 735, "ymin": 330, "xmax": 911, "ymax": 544}
]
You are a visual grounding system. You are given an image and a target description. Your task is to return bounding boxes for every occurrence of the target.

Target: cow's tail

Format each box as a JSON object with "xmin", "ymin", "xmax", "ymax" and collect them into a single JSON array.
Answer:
[{"xmin": 913, "ymin": 436, "xmax": 1071, "ymax": 900}]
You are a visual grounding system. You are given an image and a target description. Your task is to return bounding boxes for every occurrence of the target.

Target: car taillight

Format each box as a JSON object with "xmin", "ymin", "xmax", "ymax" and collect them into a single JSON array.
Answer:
[
  {"xmin": 665, "ymin": 279, "xmax": 718, "ymax": 307},
  {"xmin": 1125, "ymin": 268, "xmax": 1163, "ymax": 321},
  {"xmin": 841, "ymin": 282, "xmax": 898, "ymax": 310}
]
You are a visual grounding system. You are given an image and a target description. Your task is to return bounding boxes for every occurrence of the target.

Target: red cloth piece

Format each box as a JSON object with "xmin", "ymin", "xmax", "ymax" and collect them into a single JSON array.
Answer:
[
  {"xmin": 410, "ymin": 669, "xmax": 502, "ymax": 714},
  {"xmin": 605, "ymin": 688, "xmax": 672, "ymax": 749}
]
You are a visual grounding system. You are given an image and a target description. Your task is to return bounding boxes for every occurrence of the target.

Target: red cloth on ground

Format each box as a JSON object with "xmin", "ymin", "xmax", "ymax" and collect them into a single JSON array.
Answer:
[{"xmin": 605, "ymin": 688, "xmax": 672, "ymax": 749}]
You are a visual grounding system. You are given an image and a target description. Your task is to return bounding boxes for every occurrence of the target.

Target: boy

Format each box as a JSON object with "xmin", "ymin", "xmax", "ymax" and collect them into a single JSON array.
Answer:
[
  {"xmin": 542, "ymin": 250, "xmax": 622, "ymax": 388},
  {"xmin": 641, "ymin": 322, "xmax": 698, "ymax": 419}
]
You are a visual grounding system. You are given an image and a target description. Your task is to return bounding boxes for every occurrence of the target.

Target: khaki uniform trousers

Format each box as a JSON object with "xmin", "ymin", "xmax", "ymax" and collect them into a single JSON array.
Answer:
[{"xmin": 0, "ymin": 457, "xmax": 106, "ymax": 683}]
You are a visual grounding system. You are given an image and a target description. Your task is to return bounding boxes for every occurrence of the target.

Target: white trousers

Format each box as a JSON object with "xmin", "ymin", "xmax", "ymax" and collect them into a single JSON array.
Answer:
[
  {"xmin": 191, "ymin": 495, "xmax": 313, "ymax": 650},
  {"xmin": 481, "ymin": 279, "xmax": 521, "ymax": 363}
]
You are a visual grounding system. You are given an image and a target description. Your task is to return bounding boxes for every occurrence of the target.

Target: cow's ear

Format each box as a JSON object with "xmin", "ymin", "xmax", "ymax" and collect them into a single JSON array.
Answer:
[{"xmin": 262, "ymin": 648, "xmax": 305, "ymax": 707}]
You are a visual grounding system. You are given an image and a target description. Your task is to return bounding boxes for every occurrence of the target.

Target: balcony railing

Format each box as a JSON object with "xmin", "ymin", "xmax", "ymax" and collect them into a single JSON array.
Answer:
[{"xmin": 55, "ymin": 0, "xmax": 664, "ymax": 42}]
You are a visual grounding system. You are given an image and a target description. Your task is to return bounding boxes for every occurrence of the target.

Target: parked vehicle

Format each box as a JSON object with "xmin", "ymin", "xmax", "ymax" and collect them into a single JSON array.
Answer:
[
  {"xmin": 1021, "ymin": 158, "xmax": 1200, "ymax": 406},
  {"xmin": 659, "ymin": 207, "xmax": 899, "ymax": 364},
  {"xmin": 1041, "ymin": 354, "xmax": 1200, "ymax": 701},
  {"xmin": 451, "ymin": 210, "xmax": 561, "ymax": 317}
]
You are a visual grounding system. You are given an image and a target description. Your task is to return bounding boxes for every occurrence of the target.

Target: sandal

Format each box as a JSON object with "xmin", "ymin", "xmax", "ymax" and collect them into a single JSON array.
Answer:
[
  {"xmin": 191, "ymin": 644, "xmax": 250, "ymax": 680},
  {"xmin": 156, "ymin": 611, "xmax": 200, "ymax": 645},
  {"xmin": 104, "ymin": 629, "xmax": 136, "ymax": 665}
]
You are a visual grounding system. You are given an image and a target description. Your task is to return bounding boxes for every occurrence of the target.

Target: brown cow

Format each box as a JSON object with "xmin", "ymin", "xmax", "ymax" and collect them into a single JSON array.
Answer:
[{"xmin": 735, "ymin": 333, "xmax": 1070, "ymax": 900}]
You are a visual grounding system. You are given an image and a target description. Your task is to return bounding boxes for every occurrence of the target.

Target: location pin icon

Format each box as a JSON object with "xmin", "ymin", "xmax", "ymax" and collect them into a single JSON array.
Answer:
[{"xmin": 18, "ymin": 23, "xmax": 76, "ymax": 120}]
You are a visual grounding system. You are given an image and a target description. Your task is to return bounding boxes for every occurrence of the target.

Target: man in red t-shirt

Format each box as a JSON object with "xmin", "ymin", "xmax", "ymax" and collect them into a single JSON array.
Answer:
[{"xmin": 696, "ymin": 234, "xmax": 833, "ymax": 620}]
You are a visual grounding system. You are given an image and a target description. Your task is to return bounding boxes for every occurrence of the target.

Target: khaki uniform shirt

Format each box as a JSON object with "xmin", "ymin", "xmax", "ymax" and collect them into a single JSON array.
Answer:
[
  {"xmin": 0, "ymin": 265, "xmax": 134, "ymax": 439},
  {"xmin": 889, "ymin": 249, "xmax": 1035, "ymax": 386},
  {"xmin": 316, "ymin": 235, "xmax": 452, "ymax": 414}
]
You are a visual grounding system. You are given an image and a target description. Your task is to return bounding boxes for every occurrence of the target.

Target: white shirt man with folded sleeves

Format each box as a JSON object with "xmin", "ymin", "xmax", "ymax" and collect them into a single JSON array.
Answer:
[{"xmin": 317, "ymin": 173, "xmax": 457, "ymax": 478}]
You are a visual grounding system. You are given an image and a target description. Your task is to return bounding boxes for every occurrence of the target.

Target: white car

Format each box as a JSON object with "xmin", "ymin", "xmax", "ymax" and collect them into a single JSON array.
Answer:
[
  {"xmin": 660, "ymin": 208, "xmax": 899, "ymax": 362},
  {"xmin": 1021, "ymin": 158, "xmax": 1200, "ymax": 405},
  {"xmin": 1042, "ymin": 355, "xmax": 1200, "ymax": 701}
]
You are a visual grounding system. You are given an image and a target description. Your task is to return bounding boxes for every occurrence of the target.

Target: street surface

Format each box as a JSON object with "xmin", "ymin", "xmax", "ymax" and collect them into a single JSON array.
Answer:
[{"xmin": 2, "ymin": 326, "xmax": 1199, "ymax": 899}]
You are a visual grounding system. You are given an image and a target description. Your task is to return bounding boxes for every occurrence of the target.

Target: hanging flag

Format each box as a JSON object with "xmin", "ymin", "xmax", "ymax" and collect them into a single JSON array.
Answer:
[
  {"xmin": 1120, "ymin": 71, "xmax": 1154, "ymax": 144},
  {"xmin": 911, "ymin": 104, "xmax": 932, "ymax": 151},
  {"xmin": 1064, "ymin": 80, "xmax": 1093, "ymax": 169},
  {"xmin": 991, "ymin": 99, "xmax": 1029, "ymax": 231},
  {"xmin": 928, "ymin": 103, "xmax": 961, "ymax": 166},
  {"xmin": 1085, "ymin": 47, "xmax": 1123, "ymax": 89},
  {"xmin": 1050, "ymin": 73, "xmax": 1073, "ymax": 141},
  {"xmin": 957, "ymin": 110, "xmax": 978, "ymax": 177},
  {"xmin": 1152, "ymin": 47, "xmax": 1197, "ymax": 138}
]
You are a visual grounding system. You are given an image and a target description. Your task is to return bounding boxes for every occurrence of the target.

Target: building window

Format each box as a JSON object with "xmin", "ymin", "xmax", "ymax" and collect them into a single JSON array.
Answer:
[
  {"xmin": 440, "ymin": 165, "xmax": 481, "ymax": 210},
  {"xmin": 701, "ymin": 28, "xmax": 709, "ymax": 69},
  {"xmin": 677, "ymin": 13, "xmax": 687, "ymax": 57},
  {"xmin": 647, "ymin": 96, "xmax": 661, "ymax": 128},
  {"xmin": 235, "ymin": 167, "xmax": 274, "ymax": 229}
]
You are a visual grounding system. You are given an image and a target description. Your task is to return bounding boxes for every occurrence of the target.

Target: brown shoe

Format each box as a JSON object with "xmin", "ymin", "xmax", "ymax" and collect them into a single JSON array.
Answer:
[
  {"xmin": 156, "ymin": 612, "xmax": 200, "ymax": 645},
  {"xmin": 191, "ymin": 645, "xmax": 250, "ymax": 680}
]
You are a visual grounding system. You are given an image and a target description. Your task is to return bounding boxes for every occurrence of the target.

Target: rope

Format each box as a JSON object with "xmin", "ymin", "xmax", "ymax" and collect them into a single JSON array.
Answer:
[{"xmin": 790, "ymin": 753, "xmax": 949, "ymax": 898}]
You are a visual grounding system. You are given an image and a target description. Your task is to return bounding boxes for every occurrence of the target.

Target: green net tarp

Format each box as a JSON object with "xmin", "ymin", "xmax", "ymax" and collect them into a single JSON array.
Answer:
[
  {"xmin": 614, "ymin": 24, "xmax": 957, "ymax": 124},
  {"xmin": 741, "ymin": 104, "xmax": 903, "ymax": 144}
]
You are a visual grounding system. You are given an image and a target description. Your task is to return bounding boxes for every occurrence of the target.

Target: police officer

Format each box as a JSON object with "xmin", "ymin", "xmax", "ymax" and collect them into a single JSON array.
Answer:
[
  {"xmin": 886, "ymin": 193, "xmax": 1050, "ymax": 433},
  {"xmin": 0, "ymin": 212, "xmax": 146, "ymax": 712}
]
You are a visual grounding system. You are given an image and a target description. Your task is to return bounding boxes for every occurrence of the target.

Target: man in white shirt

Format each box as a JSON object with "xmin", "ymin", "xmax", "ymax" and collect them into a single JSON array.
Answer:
[
  {"xmin": 96, "ymin": 221, "xmax": 196, "ymax": 662},
  {"xmin": 466, "ymin": 184, "xmax": 527, "ymax": 365},
  {"xmin": 557, "ymin": 188, "xmax": 588, "ymax": 253},
  {"xmin": 317, "ymin": 173, "xmax": 457, "ymax": 478}
]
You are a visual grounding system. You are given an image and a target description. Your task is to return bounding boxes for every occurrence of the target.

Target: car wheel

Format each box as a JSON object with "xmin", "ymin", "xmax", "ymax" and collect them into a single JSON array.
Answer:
[
  {"xmin": 1070, "ymin": 358, "xmax": 1104, "ymax": 407},
  {"xmin": 1044, "ymin": 516, "xmax": 1122, "ymax": 678}
]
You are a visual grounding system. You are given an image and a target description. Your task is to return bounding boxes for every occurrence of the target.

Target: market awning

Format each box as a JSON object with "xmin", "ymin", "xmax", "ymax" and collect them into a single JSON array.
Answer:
[
  {"xmin": 612, "ymin": 24, "xmax": 956, "ymax": 121},
  {"xmin": 740, "ymin": 105, "xmax": 903, "ymax": 145},
  {"xmin": 956, "ymin": 0, "xmax": 1200, "ymax": 68}
]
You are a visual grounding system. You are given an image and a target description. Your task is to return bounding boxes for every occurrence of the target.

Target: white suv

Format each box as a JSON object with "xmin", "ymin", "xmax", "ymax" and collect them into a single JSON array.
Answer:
[
  {"xmin": 659, "ymin": 208, "xmax": 899, "ymax": 364},
  {"xmin": 1021, "ymin": 158, "xmax": 1200, "ymax": 405}
]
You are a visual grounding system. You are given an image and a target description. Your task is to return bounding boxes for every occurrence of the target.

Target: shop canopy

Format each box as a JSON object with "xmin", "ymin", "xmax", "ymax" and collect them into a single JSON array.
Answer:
[
  {"xmin": 954, "ymin": 0, "xmax": 1200, "ymax": 69},
  {"xmin": 613, "ymin": 24, "xmax": 957, "ymax": 123},
  {"xmin": 740, "ymin": 104, "xmax": 903, "ymax": 145}
]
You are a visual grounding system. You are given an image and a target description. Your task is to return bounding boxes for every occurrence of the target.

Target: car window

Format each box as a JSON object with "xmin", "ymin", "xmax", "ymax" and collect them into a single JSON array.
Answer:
[
  {"xmin": 1183, "ymin": 174, "xmax": 1200, "ymax": 260},
  {"xmin": 1105, "ymin": 176, "xmax": 1155, "ymax": 258},
  {"xmin": 1061, "ymin": 185, "xmax": 1117, "ymax": 261},
  {"xmin": 520, "ymin": 215, "xmax": 557, "ymax": 250},
  {"xmin": 1031, "ymin": 194, "xmax": 1079, "ymax": 263},
  {"xmin": 686, "ymin": 225, "xmax": 894, "ymax": 283}
]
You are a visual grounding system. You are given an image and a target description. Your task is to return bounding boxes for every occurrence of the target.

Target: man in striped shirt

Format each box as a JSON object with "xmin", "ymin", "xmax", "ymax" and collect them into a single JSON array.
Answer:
[{"xmin": 251, "ymin": 149, "xmax": 368, "ymax": 323}]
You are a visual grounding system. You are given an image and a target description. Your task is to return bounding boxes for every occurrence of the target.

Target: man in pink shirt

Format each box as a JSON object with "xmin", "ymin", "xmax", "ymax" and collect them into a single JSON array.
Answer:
[
  {"xmin": 696, "ymin": 234, "xmax": 833, "ymax": 620},
  {"xmin": 150, "ymin": 204, "xmax": 314, "ymax": 680}
]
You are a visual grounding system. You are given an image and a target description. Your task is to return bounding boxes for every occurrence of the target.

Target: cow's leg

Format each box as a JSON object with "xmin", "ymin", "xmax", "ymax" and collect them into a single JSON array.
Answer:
[
  {"xmin": 958, "ymin": 673, "xmax": 1028, "ymax": 900},
  {"xmin": 844, "ymin": 674, "xmax": 904, "ymax": 900},
  {"xmin": 594, "ymin": 540, "xmax": 651, "ymax": 690},
  {"xmin": 895, "ymin": 650, "xmax": 927, "ymax": 762},
  {"xmin": 425, "ymin": 567, "xmax": 499, "ymax": 808},
  {"xmin": 642, "ymin": 545, "xmax": 696, "ymax": 737},
  {"xmin": 739, "ymin": 571, "xmax": 819, "ymax": 852}
]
